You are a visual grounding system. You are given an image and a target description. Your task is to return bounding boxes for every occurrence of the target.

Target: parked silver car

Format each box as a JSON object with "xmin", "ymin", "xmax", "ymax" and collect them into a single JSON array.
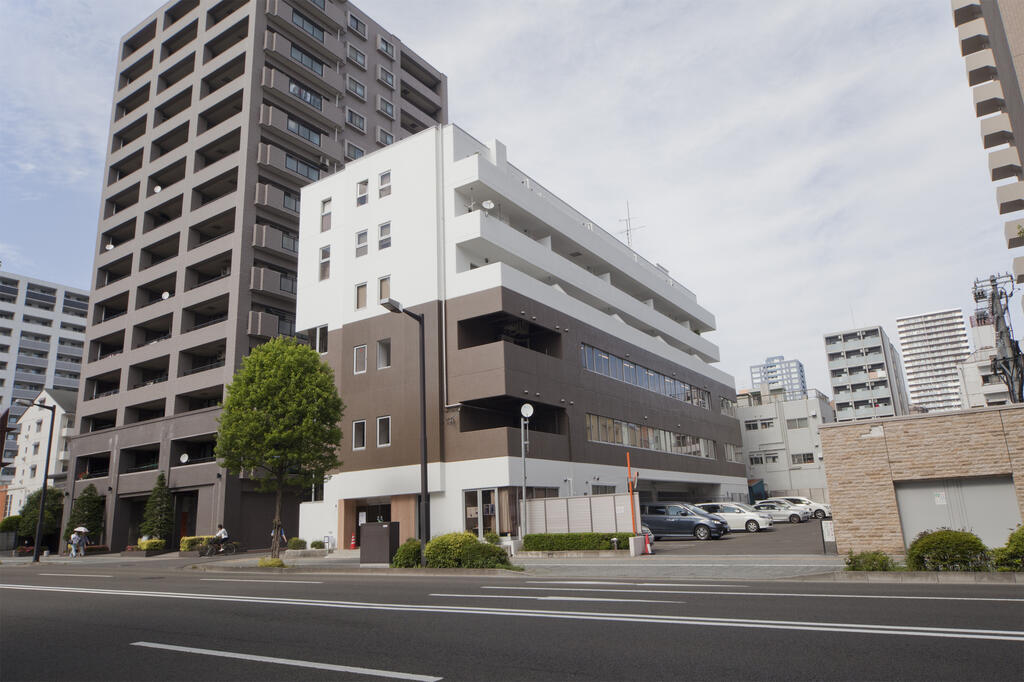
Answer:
[
  {"xmin": 695, "ymin": 502, "xmax": 774, "ymax": 532},
  {"xmin": 766, "ymin": 496, "xmax": 831, "ymax": 519},
  {"xmin": 752, "ymin": 501, "xmax": 811, "ymax": 523},
  {"xmin": 761, "ymin": 497, "xmax": 817, "ymax": 519}
]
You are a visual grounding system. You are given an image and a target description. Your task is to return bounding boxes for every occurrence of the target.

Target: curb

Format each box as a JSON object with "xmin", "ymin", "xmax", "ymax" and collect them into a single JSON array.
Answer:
[
  {"xmin": 191, "ymin": 563, "xmax": 525, "ymax": 576},
  {"xmin": 796, "ymin": 571, "xmax": 1023, "ymax": 583}
]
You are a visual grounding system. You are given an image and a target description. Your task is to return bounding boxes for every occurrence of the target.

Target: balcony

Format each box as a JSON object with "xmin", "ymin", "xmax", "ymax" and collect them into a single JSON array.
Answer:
[
  {"xmin": 980, "ymin": 112, "xmax": 1013, "ymax": 149},
  {"xmin": 250, "ymin": 266, "xmax": 297, "ymax": 301},
  {"xmin": 1005, "ymin": 219, "xmax": 1024, "ymax": 249},
  {"xmin": 965, "ymin": 48, "xmax": 997, "ymax": 86},
  {"xmin": 957, "ymin": 16, "xmax": 988, "ymax": 56},
  {"xmin": 1014, "ymin": 255, "xmax": 1024, "ymax": 284},
  {"xmin": 973, "ymin": 80, "xmax": 1004, "ymax": 117},
  {"xmin": 952, "ymin": 0, "xmax": 982, "ymax": 28},
  {"xmin": 252, "ymin": 223, "xmax": 299, "ymax": 259},
  {"xmin": 997, "ymin": 180, "xmax": 1024, "ymax": 214},
  {"xmin": 262, "ymin": 30, "xmax": 343, "ymax": 94},
  {"xmin": 989, "ymin": 146, "xmax": 1022, "ymax": 182},
  {"xmin": 247, "ymin": 310, "xmax": 279, "ymax": 338}
]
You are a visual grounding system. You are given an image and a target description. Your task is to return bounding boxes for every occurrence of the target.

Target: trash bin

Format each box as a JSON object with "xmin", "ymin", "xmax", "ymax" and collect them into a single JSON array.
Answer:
[{"xmin": 359, "ymin": 521, "xmax": 401, "ymax": 566}]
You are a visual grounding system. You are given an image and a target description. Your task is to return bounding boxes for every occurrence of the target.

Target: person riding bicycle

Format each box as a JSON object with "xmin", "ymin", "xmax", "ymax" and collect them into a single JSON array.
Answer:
[{"xmin": 211, "ymin": 524, "xmax": 229, "ymax": 553}]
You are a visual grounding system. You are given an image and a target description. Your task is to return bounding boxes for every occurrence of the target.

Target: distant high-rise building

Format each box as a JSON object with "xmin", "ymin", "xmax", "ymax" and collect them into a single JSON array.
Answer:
[
  {"xmin": 0, "ymin": 272, "xmax": 89, "ymax": 482},
  {"xmin": 750, "ymin": 355, "xmax": 806, "ymax": 399},
  {"xmin": 957, "ymin": 312, "xmax": 1012, "ymax": 407},
  {"xmin": 824, "ymin": 325, "xmax": 910, "ymax": 422},
  {"xmin": 67, "ymin": 0, "xmax": 447, "ymax": 551},
  {"xmin": 951, "ymin": 0, "xmax": 1024, "ymax": 307},
  {"xmin": 896, "ymin": 309, "xmax": 971, "ymax": 412}
]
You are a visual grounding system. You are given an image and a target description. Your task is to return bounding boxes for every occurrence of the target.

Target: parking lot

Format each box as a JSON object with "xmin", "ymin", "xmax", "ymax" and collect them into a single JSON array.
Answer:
[{"xmin": 651, "ymin": 517, "xmax": 832, "ymax": 555}]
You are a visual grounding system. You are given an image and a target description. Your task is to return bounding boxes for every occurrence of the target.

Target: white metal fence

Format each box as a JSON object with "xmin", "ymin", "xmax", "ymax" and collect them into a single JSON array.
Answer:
[{"xmin": 524, "ymin": 493, "xmax": 641, "ymax": 534}]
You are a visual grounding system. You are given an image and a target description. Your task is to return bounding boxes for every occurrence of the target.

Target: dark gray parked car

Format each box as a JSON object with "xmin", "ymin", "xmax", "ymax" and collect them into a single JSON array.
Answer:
[{"xmin": 640, "ymin": 502, "xmax": 729, "ymax": 540}]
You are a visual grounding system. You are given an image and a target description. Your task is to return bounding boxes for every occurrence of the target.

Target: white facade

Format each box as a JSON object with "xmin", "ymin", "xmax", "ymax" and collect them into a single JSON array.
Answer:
[
  {"xmin": 957, "ymin": 316, "xmax": 1012, "ymax": 407},
  {"xmin": 824, "ymin": 325, "xmax": 910, "ymax": 421},
  {"xmin": 750, "ymin": 355, "xmax": 807, "ymax": 399},
  {"xmin": 4, "ymin": 389, "xmax": 76, "ymax": 518},
  {"xmin": 295, "ymin": 124, "xmax": 744, "ymax": 540},
  {"xmin": 896, "ymin": 308, "xmax": 970, "ymax": 412},
  {"xmin": 736, "ymin": 387, "xmax": 835, "ymax": 503},
  {"xmin": 0, "ymin": 272, "xmax": 88, "ymax": 482}
]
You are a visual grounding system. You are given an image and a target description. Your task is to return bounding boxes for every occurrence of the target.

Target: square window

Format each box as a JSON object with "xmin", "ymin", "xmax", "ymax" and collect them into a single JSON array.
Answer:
[
  {"xmin": 378, "ymin": 66, "xmax": 394, "ymax": 88},
  {"xmin": 346, "ymin": 108, "xmax": 366, "ymax": 132},
  {"xmin": 356, "ymin": 179, "xmax": 368, "ymax": 205},
  {"xmin": 352, "ymin": 420, "xmax": 366, "ymax": 449},
  {"xmin": 345, "ymin": 142, "xmax": 364, "ymax": 160},
  {"xmin": 377, "ymin": 128, "xmax": 394, "ymax": 146},
  {"xmin": 377, "ymin": 338, "xmax": 391, "ymax": 369},
  {"xmin": 377, "ymin": 416, "xmax": 391, "ymax": 447},
  {"xmin": 378, "ymin": 96, "xmax": 394, "ymax": 119},
  {"xmin": 378, "ymin": 170, "xmax": 391, "ymax": 198},
  {"xmin": 347, "ymin": 44, "xmax": 366, "ymax": 68},
  {"xmin": 348, "ymin": 13, "xmax": 367, "ymax": 38},
  {"xmin": 355, "ymin": 283, "xmax": 367, "ymax": 310},
  {"xmin": 378, "ymin": 275, "xmax": 390, "ymax": 302},
  {"xmin": 346, "ymin": 76, "xmax": 366, "ymax": 100},
  {"xmin": 378, "ymin": 35, "xmax": 395, "ymax": 58},
  {"xmin": 378, "ymin": 222, "xmax": 391, "ymax": 249},
  {"xmin": 353, "ymin": 344, "xmax": 367, "ymax": 373},
  {"xmin": 355, "ymin": 230, "xmax": 368, "ymax": 257}
]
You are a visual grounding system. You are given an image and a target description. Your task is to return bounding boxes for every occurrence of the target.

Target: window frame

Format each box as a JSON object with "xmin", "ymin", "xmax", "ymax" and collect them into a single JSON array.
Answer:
[
  {"xmin": 352, "ymin": 420, "xmax": 366, "ymax": 450},
  {"xmin": 377, "ymin": 127, "xmax": 394, "ymax": 146},
  {"xmin": 347, "ymin": 44, "xmax": 367, "ymax": 69},
  {"xmin": 355, "ymin": 282, "xmax": 367, "ymax": 310},
  {"xmin": 353, "ymin": 344, "xmax": 367, "ymax": 374},
  {"xmin": 378, "ymin": 65, "xmax": 394, "ymax": 88},
  {"xmin": 378, "ymin": 170, "xmax": 391, "ymax": 198},
  {"xmin": 378, "ymin": 35, "xmax": 395, "ymax": 58},
  {"xmin": 355, "ymin": 230, "xmax": 368, "ymax": 257},
  {"xmin": 378, "ymin": 222, "xmax": 391, "ymax": 249},
  {"xmin": 318, "ymin": 245, "xmax": 330, "ymax": 280},
  {"xmin": 345, "ymin": 142, "xmax": 365, "ymax": 160},
  {"xmin": 345, "ymin": 107, "xmax": 366, "ymax": 133},
  {"xmin": 377, "ymin": 96, "xmax": 395, "ymax": 119},
  {"xmin": 346, "ymin": 75, "xmax": 367, "ymax": 101},
  {"xmin": 376, "ymin": 415, "xmax": 391, "ymax": 447},
  {"xmin": 347, "ymin": 12, "xmax": 367, "ymax": 38},
  {"xmin": 292, "ymin": 9, "xmax": 325, "ymax": 42},
  {"xmin": 377, "ymin": 338, "xmax": 391, "ymax": 369},
  {"xmin": 356, "ymin": 179, "xmax": 368, "ymax": 205},
  {"xmin": 377, "ymin": 275, "xmax": 390, "ymax": 303}
]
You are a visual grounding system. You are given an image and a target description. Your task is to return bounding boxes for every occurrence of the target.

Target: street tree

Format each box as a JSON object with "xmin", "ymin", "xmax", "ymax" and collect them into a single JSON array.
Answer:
[
  {"xmin": 216, "ymin": 337, "xmax": 343, "ymax": 558},
  {"xmin": 18, "ymin": 487, "xmax": 64, "ymax": 547},
  {"xmin": 64, "ymin": 484, "xmax": 105, "ymax": 542},
  {"xmin": 139, "ymin": 473, "xmax": 174, "ymax": 541}
]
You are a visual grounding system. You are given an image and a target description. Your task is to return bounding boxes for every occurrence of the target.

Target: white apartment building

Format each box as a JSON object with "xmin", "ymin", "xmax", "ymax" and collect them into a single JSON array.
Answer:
[
  {"xmin": 737, "ymin": 386, "xmax": 835, "ymax": 503},
  {"xmin": 0, "ymin": 272, "xmax": 88, "ymax": 482},
  {"xmin": 294, "ymin": 124, "xmax": 745, "ymax": 543},
  {"xmin": 824, "ymin": 325, "xmax": 910, "ymax": 421},
  {"xmin": 4, "ymin": 389, "xmax": 77, "ymax": 518},
  {"xmin": 957, "ymin": 313, "xmax": 1012, "ymax": 407},
  {"xmin": 750, "ymin": 355, "xmax": 806, "ymax": 399},
  {"xmin": 896, "ymin": 308, "xmax": 970, "ymax": 412}
]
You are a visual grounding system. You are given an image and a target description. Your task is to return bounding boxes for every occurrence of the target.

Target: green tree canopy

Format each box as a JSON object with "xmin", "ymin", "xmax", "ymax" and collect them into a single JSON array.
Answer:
[
  {"xmin": 139, "ymin": 472, "xmax": 173, "ymax": 541},
  {"xmin": 216, "ymin": 337, "xmax": 344, "ymax": 557},
  {"xmin": 64, "ymin": 484, "xmax": 105, "ymax": 541},
  {"xmin": 18, "ymin": 487, "xmax": 64, "ymax": 539}
]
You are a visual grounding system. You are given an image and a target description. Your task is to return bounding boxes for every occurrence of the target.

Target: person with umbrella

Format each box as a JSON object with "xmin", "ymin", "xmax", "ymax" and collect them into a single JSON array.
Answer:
[{"xmin": 71, "ymin": 527, "xmax": 89, "ymax": 558}]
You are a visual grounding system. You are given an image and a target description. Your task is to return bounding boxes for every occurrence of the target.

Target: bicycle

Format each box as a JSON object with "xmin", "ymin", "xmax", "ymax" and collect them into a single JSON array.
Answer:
[{"xmin": 199, "ymin": 540, "xmax": 241, "ymax": 557}]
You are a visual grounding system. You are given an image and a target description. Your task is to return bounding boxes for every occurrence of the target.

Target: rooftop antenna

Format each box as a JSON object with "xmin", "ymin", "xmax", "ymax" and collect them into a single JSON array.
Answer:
[{"xmin": 617, "ymin": 201, "xmax": 645, "ymax": 249}]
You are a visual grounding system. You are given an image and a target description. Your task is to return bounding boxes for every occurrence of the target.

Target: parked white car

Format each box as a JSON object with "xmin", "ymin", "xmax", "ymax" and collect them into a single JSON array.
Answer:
[
  {"xmin": 695, "ymin": 502, "xmax": 774, "ymax": 533},
  {"xmin": 752, "ymin": 501, "xmax": 811, "ymax": 523},
  {"xmin": 767, "ymin": 496, "xmax": 831, "ymax": 519},
  {"xmin": 761, "ymin": 497, "xmax": 819, "ymax": 519}
]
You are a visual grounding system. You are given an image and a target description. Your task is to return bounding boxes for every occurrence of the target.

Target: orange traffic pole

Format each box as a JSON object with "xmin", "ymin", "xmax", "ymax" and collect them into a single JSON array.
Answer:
[{"xmin": 626, "ymin": 451, "xmax": 637, "ymax": 535}]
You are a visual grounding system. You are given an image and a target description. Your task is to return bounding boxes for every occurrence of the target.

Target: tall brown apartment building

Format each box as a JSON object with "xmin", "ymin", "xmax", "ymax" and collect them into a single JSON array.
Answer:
[
  {"xmin": 952, "ymin": 0, "xmax": 1024, "ymax": 295},
  {"xmin": 67, "ymin": 0, "xmax": 447, "ymax": 550}
]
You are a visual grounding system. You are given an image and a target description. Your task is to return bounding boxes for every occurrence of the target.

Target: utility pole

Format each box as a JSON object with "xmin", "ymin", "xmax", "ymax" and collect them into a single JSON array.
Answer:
[
  {"xmin": 617, "ymin": 201, "xmax": 645, "ymax": 249},
  {"xmin": 973, "ymin": 274, "xmax": 1024, "ymax": 403}
]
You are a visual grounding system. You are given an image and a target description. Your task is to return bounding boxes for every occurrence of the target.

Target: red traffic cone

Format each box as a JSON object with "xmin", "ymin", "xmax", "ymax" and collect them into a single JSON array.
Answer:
[{"xmin": 349, "ymin": 533, "xmax": 357, "ymax": 549}]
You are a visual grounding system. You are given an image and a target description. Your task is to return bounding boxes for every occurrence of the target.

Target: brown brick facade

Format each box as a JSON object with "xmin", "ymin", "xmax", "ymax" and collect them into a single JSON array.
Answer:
[{"xmin": 820, "ymin": 404, "xmax": 1024, "ymax": 554}]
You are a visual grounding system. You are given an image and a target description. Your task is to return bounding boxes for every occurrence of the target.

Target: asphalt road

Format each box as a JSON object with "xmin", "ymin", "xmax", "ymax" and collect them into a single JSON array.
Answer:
[
  {"xmin": 2, "ymin": 562, "xmax": 1021, "ymax": 681},
  {"xmin": 651, "ymin": 515, "xmax": 829, "ymax": 555}
]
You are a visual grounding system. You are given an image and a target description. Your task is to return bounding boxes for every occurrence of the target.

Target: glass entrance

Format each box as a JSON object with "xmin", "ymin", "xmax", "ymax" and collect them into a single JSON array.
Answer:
[{"xmin": 464, "ymin": 489, "xmax": 499, "ymax": 539}]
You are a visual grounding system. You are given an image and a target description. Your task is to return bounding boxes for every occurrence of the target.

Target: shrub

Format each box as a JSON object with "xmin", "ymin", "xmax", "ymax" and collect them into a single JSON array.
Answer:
[
  {"xmin": 992, "ymin": 525, "xmax": 1024, "ymax": 572},
  {"xmin": 460, "ymin": 541, "xmax": 511, "ymax": 569},
  {"xmin": 139, "ymin": 473, "xmax": 173, "ymax": 541},
  {"xmin": 258, "ymin": 557, "xmax": 286, "ymax": 568},
  {"xmin": 845, "ymin": 550, "xmax": 897, "ymax": 571},
  {"xmin": 906, "ymin": 529, "xmax": 990, "ymax": 571},
  {"xmin": 17, "ymin": 488, "xmax": 63, "ymax": 538},
  {"xmin": 0, "ymin": 515, "xmax": 22, "ymax": 533},
  {"xmin": 391, "ymin": 538, "xmax": 422, "ymax": 568},
  {"xmin": 310, "ymin": 540, "xmax": 325, "ymax": 549},
  {"xmin": 424, "ymin": 532, "xmax": 480, "ymax": 568},
  {"xmin": 483, "ymin": 531, "xmax": 501, "ymax": 546},
  {"xmin": 138, "ymin": 539, "xmax": 166, "ymax": 551},
  {"xmin": 287, "ymin": 537, "xmax": 307, "ymax": 550},
  {"xmin": 65, "ymin": 485, "xmax": 105, "ymax": 542},
  {"xmin": 522, "ymin": 532, "xmax": 633, "ymax": 551},
  {"xmin": 180, "ymin": 535, "xmax": 215, "ymax": 551}
]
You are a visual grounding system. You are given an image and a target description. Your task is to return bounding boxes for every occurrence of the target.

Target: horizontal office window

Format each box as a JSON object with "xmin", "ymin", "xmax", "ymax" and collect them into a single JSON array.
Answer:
[
  {"xmin": 285, "ymin": 154, "xmax": 320, "ymax": 181},
  {"xmin": 283, "ymin": 191, "xmax": 300, "ymax": 212},
  {"xmin": 286, "ymin": 117, "xmax": 321, "ymax": 146},
  {"xmin": 791, "ymin": 452, "xmax": 815, "ymax": 465},
  {"xmin": 580, "ymin": 343, "xmax": 711, "ymax": 410},
  {"xmin": 585, "ymin": 413, "xmax": 715, "ymax": 459},
  {"xmin": 725, "ymin": 443, "xmax": 742, "ymax": 463},
  {"xmin": 292, "ymin": 10, "xmax": 324, "ymax": 42},
  {"xmin": 744, "ymin": 420, "xmax": 758, "ymax": 431},
  {"xmin": 786, "ymin": 417, "xmax": 808, "ymax": 429},
  {"xmin": 291, "ymin": 45, "xmax": 324, "ymax": 76},
  {"xmin": 288, "ymin": 78, "xmax": 322, "ymax": 111}
]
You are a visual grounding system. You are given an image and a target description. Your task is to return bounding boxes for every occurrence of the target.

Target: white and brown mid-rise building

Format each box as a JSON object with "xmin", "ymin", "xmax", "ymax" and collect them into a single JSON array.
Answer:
[
  {"xmin": 67, "ymin": 0, "xmax": 446, "ymax": 551},
  {"xmin": 295, "ymin": 124, "xmax": 745, "ymax": 542}
]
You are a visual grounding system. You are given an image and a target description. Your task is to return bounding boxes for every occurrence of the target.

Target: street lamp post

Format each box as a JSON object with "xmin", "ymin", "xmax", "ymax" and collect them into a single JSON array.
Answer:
[
  {"xmin": 16, "ymin": 399, "xmax": 57, "ymax": 562},
  {"xmin": 381, "ymin": 297, "xmax": 429, "ymax": 567},
  {"xmin": 519, "ymin": 403, "xmax": 533, "ymax": 540}
]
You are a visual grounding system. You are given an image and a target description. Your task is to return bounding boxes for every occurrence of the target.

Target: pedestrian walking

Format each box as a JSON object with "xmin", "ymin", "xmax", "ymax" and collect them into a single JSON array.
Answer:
[
  {"xmin": 271, "ymin": 526, "xmax": 287, "ymax": 545},
  {"xmin": 69, "ymin": 531, "xmax": 80, "ymax": 558}
]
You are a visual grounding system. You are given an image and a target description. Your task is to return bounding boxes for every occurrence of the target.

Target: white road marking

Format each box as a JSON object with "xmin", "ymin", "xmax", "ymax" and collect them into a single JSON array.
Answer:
[
  {"xmin": 528, "ymin": 580, "xmax": 744, "ymax": 588},
  {"xmin": 131, "ymin": 642, "xmax": 441, "ymax": 681},
  {"xmin": 200, "ymin": 579, "xmax": 323, "ymax": 584},
  {"xmin": 2, "ymin": 584, "xmax": 1022, "ymax": 642},
  {"xmin": 38, "ymin": 573, "xmax": 113, "ymax": 578},
  {"xmin": 431, "ymin": 593, "xmax": 685, "ymax": 604},
  {"xmin": 483, "ymin": 586, "xmax": 1024, "ymax": 603}
]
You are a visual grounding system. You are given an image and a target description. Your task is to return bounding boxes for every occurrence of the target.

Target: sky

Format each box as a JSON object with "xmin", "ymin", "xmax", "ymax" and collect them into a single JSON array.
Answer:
[{"xmin": 0, "ymin": 0, "xmax": 1020, "ymax": 397}]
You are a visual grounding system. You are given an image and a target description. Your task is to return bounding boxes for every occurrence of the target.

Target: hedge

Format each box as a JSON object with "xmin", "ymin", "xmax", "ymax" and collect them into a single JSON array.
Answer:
[
  {"xmin": 424, "ymin": 532, "xmax": 481, "ymax": 568},
  {"xmin": 138, "ymin": 539, "xmax": 166, "ymax": 551},
  {"xmin": 523, "ymin": 532, "xmax": 634, "ymax": 551},
  {"xmin": 845, "ymin": 550, "xmax": 897, "ymax": 571},
  {"xmin": 993, "ymin": 525, "xmax": 1024, "ymax": 572},
  {"xmin": 906, "ymin": 529, "xmax": 989, "ymax": 571},
  {"xmin": 287, "ymin": 537, "xmax": 307, "ymax": 550},
  {"xmin": 180, "ymin": 535, "xmax": 216, "ymax": 551},
  {"xmin": 391, "ymin": 538, "xmax": 421, "ymax": 568},
  {"xmin": 310, "ymin": 540, "xmax": 325, "ymax": 549}
]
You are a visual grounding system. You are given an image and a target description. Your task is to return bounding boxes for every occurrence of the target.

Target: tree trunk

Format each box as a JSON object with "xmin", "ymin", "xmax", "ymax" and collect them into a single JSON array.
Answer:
[{"xmin": 271, "ymin": 478, "xmax": 284, "ymax": 559}]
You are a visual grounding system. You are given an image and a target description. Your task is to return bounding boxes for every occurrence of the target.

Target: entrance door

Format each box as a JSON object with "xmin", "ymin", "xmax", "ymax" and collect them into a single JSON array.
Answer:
[
  {"xmin": 173, "ymin": 492, "xmax": 198, "ymax": 546},
  {"xmin": 464, "ymin": 489, "xmax": 500, "ymax": 539},
  {"xmin": 355, "ymin": 503, "xmax": 390, "ymax": 545}
]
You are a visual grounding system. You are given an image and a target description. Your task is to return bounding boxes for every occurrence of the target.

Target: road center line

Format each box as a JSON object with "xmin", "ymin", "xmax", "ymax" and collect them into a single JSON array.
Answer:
[
  {"xmin": 200, "ymin": 578, "xmax": 323, "ymax": 584},
  {"xmin": 528, "ymin": 581, "xmax": 744, "ymax": 588},
  {"xmin": 131, "ymin": 642, "xmax": 441, "ymax": 681},
  {"xmin": 3, "ymin": 584, "xmax": 1022, "ymax": 642},
  {"xmin": 484, "ymin": 586, "xmax": 1024, "ymax": 602},
  {"xmin": 431, "ymin": 593, "xmax": 685, "ymax": 604},
  {"xmin": 38, "ymin": 574, "xmax": 113, "ymax": 578}
]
